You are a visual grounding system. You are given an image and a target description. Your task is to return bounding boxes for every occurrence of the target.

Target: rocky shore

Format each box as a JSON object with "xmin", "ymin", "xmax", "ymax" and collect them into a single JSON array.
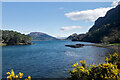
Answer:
[
  {"xmin": 65, "ymin": 43, "xmax": 120, "ymax": 53},
  {"xmin": 1, "ymin": 42, "xmax": 35, "ymax": 46},
  {"xmin": 65, "ymin": 44, "xmax": 84, "ymax": 48},
  {"xmin": 17, "ymin": 42, "xmax": 35, "ymax": 45}
]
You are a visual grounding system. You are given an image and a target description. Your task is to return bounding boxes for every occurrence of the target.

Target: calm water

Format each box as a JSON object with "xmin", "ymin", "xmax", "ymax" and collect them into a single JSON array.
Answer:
[{"xmin": 2, "ymin": 40, "xmax": 113, "ymax": 78}]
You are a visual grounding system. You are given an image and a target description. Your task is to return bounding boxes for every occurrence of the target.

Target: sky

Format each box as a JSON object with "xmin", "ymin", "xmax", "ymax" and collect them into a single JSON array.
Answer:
[
  {"xmin": 2, "ymin": 1, "xmax": 119, "ymax": 38},
  {"xmin": 1, "ymin": 0, "xmax": 116, "ymax": 2}
]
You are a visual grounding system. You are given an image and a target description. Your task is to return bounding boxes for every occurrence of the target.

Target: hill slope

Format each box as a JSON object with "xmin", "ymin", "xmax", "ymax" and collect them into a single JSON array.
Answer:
[
  {"xmin": 66, "ymin": 33, "xmax": 77, "ymax": 40},
  {"xmin": 1, "ymin": 30, "xmax": 32, "ymax": 45},
  {"xmin": 28, "ymin": 32, "xmax": 58, "ymax": 41},
  {"xmin": 69, "ymin": 5, "xmax": 120, "ymax": 43}
]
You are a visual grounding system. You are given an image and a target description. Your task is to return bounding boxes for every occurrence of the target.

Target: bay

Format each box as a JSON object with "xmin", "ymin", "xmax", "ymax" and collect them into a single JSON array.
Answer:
[{"xmin": 2, "ymin": 40, "xmax": 113, "ymax": 78}]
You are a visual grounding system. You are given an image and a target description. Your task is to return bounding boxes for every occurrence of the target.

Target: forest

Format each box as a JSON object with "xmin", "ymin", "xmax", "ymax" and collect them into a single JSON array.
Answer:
[{"xmin": 1, "ymin": 30, "xmax": 31, "ymax": 45}]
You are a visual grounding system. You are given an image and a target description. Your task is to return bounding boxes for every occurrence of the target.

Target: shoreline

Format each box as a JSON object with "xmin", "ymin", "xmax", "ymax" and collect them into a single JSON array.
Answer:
[
  {"xmin": 1, "ymin": 42, "xmax": 35, "ymax": 46},
  {"xmin": 65, "ymin": 43, "xmax": 120, "ymax": 53}
]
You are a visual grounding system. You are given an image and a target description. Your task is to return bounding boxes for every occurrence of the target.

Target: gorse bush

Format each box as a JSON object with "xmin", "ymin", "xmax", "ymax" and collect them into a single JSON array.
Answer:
[
  {"xmin": 68, "ymin": 53, "xmax": 120, "ymax": 80},
  {"xmin": 6, "ymin": 53, "xmax": 120, "ymax": 80},
  {"xmin": 6, "ymin": 69, "xmax": 31, "ymax": 80},
  {"xmin": 106, "ymin": 53, "xmax": 120, "ymax": 69}
]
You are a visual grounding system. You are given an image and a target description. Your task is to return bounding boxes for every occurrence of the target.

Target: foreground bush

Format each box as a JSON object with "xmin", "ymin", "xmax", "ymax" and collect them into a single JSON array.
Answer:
[
  {"xmin": 68, "ymin": 53, "xmax": 120, "ymax": 80},
  {"xmin": 6, "ymin": 69, "xmax": 31, "ymax": 80},
  {"xmin": 106, "ymin": 53, "xmax": 120, "ymax": 69}
]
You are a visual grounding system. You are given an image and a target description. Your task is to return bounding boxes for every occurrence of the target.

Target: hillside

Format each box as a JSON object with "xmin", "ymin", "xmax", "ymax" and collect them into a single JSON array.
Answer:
[
  {"xmin": 1, "ymin": 30, "xmax": 32, "ymax": 45},
  {"xmin": 67, "ymin": 5, "xmax": 120, "ymax": 43},
  {"xmin": 66, "ymin": 33, "xmax": 77, "ymax": 40},
  {"xmin": 28, "ymin": 32, "xmax": 59, "ymax": 41},
  {"xmin": 66, "ymin": 33, "xmax": 86, "ymax": 41}
]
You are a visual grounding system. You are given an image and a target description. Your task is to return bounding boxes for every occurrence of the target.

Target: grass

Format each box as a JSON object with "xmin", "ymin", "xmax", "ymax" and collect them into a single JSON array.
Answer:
[{"xmin": 108, "ymin": 43, "xmax": 120, "ymax": 46}]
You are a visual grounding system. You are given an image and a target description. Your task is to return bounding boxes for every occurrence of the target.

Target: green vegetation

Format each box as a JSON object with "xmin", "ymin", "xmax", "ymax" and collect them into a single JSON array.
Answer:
[
  {"xmin": 108, "ymin": 43, "xmax": 120, "ymax": 46},
  {"xmin": 82, "ymin": 22, "xmax": 120, "ymax": 43},
  {"xmin": 1, "ymin": 30, "xmax": 31, "ymax": 45},
  {"xmin": 67, "ymin": 53, "xmax": 120, "ymax": 80},
  {"xmin": 67, "ymin": 5, "xmax": 120, "ymax": 44},
  {"xmin": 106, "ymin": 53, "xmax": 120, "ymax": 69}
]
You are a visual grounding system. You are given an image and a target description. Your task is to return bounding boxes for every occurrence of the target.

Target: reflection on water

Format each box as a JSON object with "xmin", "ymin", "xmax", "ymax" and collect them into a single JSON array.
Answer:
[
  {"xmin": 2, "ymin": 40, "xmax": 113, "ymax": 78},
  {"xmin": 65, "ymin": 51, "xmax": 79, "ymax": 57}
]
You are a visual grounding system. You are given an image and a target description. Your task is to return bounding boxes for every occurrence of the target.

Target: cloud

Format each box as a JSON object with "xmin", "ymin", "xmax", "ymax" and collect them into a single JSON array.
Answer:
[
  {"xmin": 112, "ymin": 0, "xmax": 120, "ymax": 7},
  {"xmin": 112, "ymin": 1, "xmax": 118, "ymax": 7},
  {"xmin": 64, "ymin": 1, "xmax": 119, "ymax": 22},
  {"xmin": 65, "ymin": 7, "xmax": 112, "ymax": 22},
  {"xmin": 60, "ymin": 26, "xmax": 82, "ymax": 31}
]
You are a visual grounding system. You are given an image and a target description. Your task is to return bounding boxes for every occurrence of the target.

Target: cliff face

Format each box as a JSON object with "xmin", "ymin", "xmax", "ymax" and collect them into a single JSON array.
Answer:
[
  {"xmin": 89, "ymin": 6, "xmax": 119, "ymax": 32},
  {"xmin": 28, "ymin": 32, "xmax": 58, "ymax": 41},
  {"xmin": 70, "ymin": 5, "xmax": 120, "ymax": 43}
]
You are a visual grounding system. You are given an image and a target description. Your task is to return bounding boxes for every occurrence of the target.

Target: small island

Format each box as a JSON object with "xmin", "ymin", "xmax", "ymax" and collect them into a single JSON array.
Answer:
[{"xmin": 1, "ymin": 30, "xmax": 34, "ymax": 46}]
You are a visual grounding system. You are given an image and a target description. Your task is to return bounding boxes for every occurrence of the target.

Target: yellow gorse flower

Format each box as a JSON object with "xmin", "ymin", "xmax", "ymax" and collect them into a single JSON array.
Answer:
[
  {"xmin": 72, "ymin": 62, "xmax": 79, "ymax": 67},
  {"xmin": 28, "ymin": 76, "xmax": 31, "ymax": 80},
  {"xmin": 106, "ymin": 57, "xmax": 109, "ymax": 62},
  {"xmin": 6, "ymin": 72, "xmax": 10, "ymax": 76},
  {"xmin": 72, "ymin": 69, "xmax": 76, "ymax": 73},
  {"xmin": 19, "ymin": 72, "xmax": 23, "ymax": 78},
  {"xmin": 11, "ymin": 69, "xmax": 15, "ymax": 77},
  {"xmin": 80, "ymin": 60, "xmax": 85, "ymax": 64},
  {"xmin": 15, "ymin": 75, "xmax": 18, "ymax": 78},
  {"xmin": 69, "ymin": 53, "xmax": 120, "ymax": 80},
  {"xmin": 7, "ymin": 75, "xmax": 12, "ymax": 80},
  {"xmin": 6, "ymin": 69, "xmax": 31, "ymax": 80}
]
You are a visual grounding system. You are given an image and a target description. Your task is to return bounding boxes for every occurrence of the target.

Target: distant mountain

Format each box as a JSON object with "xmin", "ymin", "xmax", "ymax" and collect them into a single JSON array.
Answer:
[
  {"xmin": 28, "ymin": 32, "xmax": 59, "ymax": 41},
  {"xmin": 67, "ymin": 5, "xmax": 120, "ymax": 43},
  {"xmin": 66, "ymin": 33, "xmax": 77, "ymax": 40},
  {"xmin": 66, "ymin": 33, "xmax": 86, "ymax": 41}
]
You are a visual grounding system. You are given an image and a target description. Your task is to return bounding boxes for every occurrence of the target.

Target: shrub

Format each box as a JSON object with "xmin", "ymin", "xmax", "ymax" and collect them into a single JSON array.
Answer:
[
  {"xmin": 67, "ymin": 53, "xmax": 120, "ymax": 80},
  {"xmin": 106, "ymin": 53, "xmax": 120, "ymax": 69},
  {"xmin": 6, "ymin": 69, "xmax": 31, "ymax": 80}
]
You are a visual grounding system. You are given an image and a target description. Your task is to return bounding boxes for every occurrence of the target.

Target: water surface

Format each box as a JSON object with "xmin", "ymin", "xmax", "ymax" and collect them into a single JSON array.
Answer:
[{"xmin": 2, "ymin": 40, "xmax": 113, "ymax": 78}]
